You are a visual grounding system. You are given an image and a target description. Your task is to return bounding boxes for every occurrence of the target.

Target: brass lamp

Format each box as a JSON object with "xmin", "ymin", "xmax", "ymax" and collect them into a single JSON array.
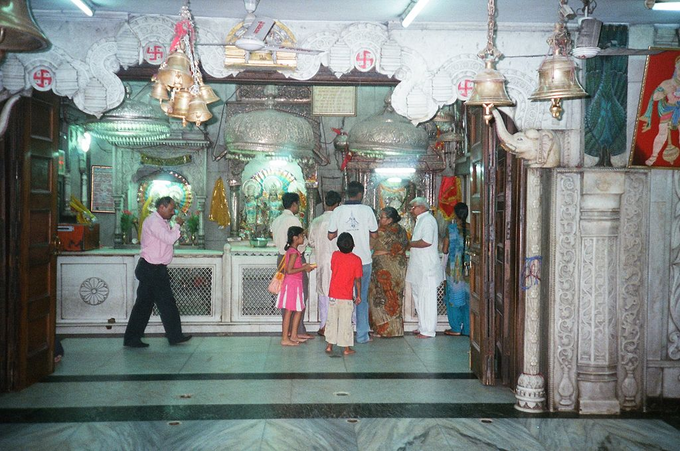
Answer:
[
  {"xmin": 465, "ymin": 0, "xmax": 514, "ymax": 123},
  {"xmin": 530, "ymin": 6, "xmax": 587, "ymax": 120},
  {"xmin": 150, "ymin": 2, "xmax": 219, "ymax": 127},
  {"xmin": 0, "ymin": 0, "xmax": 50, "ymax": 59}
]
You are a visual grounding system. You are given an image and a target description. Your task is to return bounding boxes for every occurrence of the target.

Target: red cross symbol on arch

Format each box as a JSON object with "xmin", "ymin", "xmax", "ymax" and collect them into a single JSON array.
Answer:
[
  {"xmin": 145, "ymin": 44, "xmax": 165, "ymax": 64},
  {"xmin": 32, "ymin": 68, "xmax": 53, "ymax": 90},
  {"xmin": 457, "ymin": 79, "xmax": 475, "ymax": 100},
  {"xmin": 355, "ymin": 49, "xmax": 375, "ymax": 71}
]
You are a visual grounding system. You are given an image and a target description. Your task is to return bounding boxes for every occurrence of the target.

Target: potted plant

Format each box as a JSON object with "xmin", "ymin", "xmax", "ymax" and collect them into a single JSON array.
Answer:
[
  {"xmin": 120, "ymin": 210, "xmax": 137, "ymax": 244},
  {"xmin": 186, "ymin": 211, "xmax": 200, "ymax": 244}
]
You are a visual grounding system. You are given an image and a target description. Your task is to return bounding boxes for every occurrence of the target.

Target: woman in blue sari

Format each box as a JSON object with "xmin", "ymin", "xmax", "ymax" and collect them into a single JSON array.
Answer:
[{"xmin": 443, "ymin": 202, "xmax": 469, "ymax": 336}]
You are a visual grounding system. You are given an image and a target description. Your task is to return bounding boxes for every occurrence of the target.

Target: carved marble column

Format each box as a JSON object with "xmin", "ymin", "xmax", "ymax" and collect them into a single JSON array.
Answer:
[
  {"xmin": 305, "ymin": 180, "xmax": 318, "ymax": 227},
  {"xmin": 515, "ymin": 168, "xmax": 546, "ymax": 412},
  {"xmin": 196, "ymin": 195, "xmax": 206, "ymax": 248},
  {"xmin": 228, "ymin": 181, "xmax": 241, "ymax": 239},
  {"xmin": 577, "ymin": 171, "xmax": 625, "ymax": 415}
]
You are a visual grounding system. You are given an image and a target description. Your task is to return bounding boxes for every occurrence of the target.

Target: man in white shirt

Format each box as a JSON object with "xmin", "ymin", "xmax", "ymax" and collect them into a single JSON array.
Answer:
[
  {"xmin": 406, "ymin": 197, "xmax": 444, "ymax": 338},
  {"xmin": 308, "ymin": 190, "xmax": 341, "ymax": 336},
  {"xmin": 270, "ymin": 192, "xmax": 313, "ymax": 339},
  {"xmin": 328, "ymin": 182, "xmax": 378, "ymax": 344}
]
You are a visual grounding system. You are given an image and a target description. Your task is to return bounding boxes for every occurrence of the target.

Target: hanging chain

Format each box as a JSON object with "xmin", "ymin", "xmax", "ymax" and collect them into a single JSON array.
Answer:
[
  {"xmin": 478, "ymin": 0, "xmax": 502, "ymax": 61},
  {"xmin": 547, "ymin": 0, "xmax": 573, "ymax": 56}
]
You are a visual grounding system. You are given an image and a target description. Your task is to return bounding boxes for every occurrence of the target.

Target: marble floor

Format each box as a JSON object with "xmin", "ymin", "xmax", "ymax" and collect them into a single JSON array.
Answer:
[{"xmin": 0, "ymin": 334, "xmax": 678, "ymax": 450}]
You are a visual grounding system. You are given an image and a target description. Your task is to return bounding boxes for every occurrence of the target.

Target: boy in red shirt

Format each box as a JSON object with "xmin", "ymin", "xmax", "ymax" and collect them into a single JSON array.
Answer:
[{"xmin": 325, "ymin": 232, "xmax": 363, "ymax": 355}]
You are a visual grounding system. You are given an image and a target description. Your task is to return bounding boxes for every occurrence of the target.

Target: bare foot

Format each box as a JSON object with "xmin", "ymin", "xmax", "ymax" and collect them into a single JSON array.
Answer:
[
  {"xmin": 298, "ymin": 334, "xmax": 315, "ymax": 340},
  {"xmin": 416, "ymin": 334, "xmax": 433, "ymax": 339},
  {"xmin": 291, "ymin": 336, "xmax": 308, "ymax": 343},
  {"xmin": 325, "ymin": 345, "xmax": 333, "ymax": 353},
  {"xmin": 281, "ymin": 339, "xmax": 299, "ymax": 346},
  {"xmin": 343, "ymin": 348, "xmax": 356, "ymax": 355}
]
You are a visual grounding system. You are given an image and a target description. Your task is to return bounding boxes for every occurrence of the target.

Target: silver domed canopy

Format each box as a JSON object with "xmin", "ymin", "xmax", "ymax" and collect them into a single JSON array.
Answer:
[
  {"xmin": 85, "ymin": 89, "xmax": 171, "ymax": 148},
  {"xmin": 347, "ymin": 97, "xmax": 428, "ymax": 158},
  {"xmin": 224, "ymin": 86, "xmax": 315, "ymax": 161}
]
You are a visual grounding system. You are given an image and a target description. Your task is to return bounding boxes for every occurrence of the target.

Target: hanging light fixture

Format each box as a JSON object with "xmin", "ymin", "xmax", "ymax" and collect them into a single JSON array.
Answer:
[
  {"xmin": 85, "ymin": 86, "xmax": 171, "ymax": 147},
  {"xmin": 529, "ymin": 0, "xmax": 587, "ymax": 120},
  {"xmin": 0, "ymin": 0, "xmax": 50, "ymax": 60},
  {"xmin": 150, "ymin": 1, "xmax": 219, "ymax": 127},
  {"xmin": 466, "ymin": 0, "xmax": 514, "ymax": 124}
]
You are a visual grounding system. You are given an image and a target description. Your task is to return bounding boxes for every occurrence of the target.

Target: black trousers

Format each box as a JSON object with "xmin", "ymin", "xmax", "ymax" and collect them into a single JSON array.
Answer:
[
  {"xmin": 124, "ymin": 258, "xmax": 184, "ymax": 343},
  {"xmin": 277, "ymin": 253, "xmax": 307, "ymax": 334}
]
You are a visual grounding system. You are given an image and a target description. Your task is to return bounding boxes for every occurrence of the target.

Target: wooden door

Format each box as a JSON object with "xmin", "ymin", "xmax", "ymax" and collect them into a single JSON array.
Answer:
[
  {"xmin": 467, "ymin": 107, "xmax": 523, "ymax": 386},
  {"xmin": 3, "ymin": 92, "xmax": 60, "ymax": 390},
  {"xmin": 467, "ymin": 107, "xmax": 488, "ymax": 382},
  {"xmin": 492, "ymin": 112, "xmax": 524, "ymax": 388}
]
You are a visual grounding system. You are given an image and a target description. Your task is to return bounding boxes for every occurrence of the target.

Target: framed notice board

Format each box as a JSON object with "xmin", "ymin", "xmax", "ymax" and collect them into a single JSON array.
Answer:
[
  {"xmin": 312, "ymin": 86, "xmax": 357, "ymax": 116},
  {"xmin": 90, "ymin": 165, "xmax": 114, "ymax": 213}
]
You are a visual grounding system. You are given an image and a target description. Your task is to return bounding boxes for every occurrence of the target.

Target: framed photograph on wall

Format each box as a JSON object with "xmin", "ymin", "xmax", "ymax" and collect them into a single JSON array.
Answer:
[
  {"xmin": 90, "ymin": 165, "xmax": 114, "ymax": 213},
  {"xmin": 629, "ymin": 49, "xmax": 680, "ymax": 169},
  {"xmin": 312, "ymin": 86, "xmax": 357, "ymax": 116}
]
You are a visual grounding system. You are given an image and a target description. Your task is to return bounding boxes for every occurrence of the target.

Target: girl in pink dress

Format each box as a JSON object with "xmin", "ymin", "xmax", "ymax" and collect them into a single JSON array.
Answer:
[{"xmin": 278, "ymin": 226, "xmax": 315, "ymax": 346}]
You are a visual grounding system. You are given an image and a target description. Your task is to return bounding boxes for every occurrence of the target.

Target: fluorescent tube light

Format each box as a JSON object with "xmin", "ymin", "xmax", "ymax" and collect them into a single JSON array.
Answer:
[
  {"xmin": 375, "ymin": 167, "xmax": 416, "ymax": 175},
  {"xmin": 71, "ymin": 0, "xmax": 94, "ymax": 17},
  {"xmin": 401, "ymin": 0, "xmax": 431, "ymax": 28},
  {"xmin": 653, "ymin": 3, "xmax": 680, "ymax": 10}
]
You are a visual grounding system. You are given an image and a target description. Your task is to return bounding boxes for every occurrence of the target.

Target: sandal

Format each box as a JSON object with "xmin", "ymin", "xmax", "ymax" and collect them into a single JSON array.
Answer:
[{"xmin": 444, "ymin": 329, "xmax": 461, "ymax": 336}]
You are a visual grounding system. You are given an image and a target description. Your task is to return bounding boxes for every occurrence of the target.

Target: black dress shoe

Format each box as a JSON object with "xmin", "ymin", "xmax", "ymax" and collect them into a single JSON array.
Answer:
[
  {"xmin": 124, "ymin": 341, "xmax": 149, "ymax": 348},
  {"xmin": 169, "ymin": 335, "xmax": 192, "ymax": 345}
]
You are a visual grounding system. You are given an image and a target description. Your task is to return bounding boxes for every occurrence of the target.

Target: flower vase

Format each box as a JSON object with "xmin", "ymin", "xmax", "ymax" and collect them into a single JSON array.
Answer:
[
  {"xmin": 191, "ymin": 233, "xmax": 197, "ymax": 246},
  {"xmin": 122, "ymin": 231, "xmax": 128, "ymax": 244}
]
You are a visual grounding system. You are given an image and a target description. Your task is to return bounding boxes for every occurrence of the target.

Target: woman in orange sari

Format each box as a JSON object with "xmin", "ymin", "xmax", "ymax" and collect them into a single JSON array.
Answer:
[{"xmin": 369, "ymin": 207, "xmax": 409, "ymax": 337}]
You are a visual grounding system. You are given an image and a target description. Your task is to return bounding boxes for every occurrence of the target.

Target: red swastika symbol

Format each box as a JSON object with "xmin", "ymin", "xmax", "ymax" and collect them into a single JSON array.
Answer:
[
  {"xmin": 355, "ymin": 50, "xmax": 375, "ymax": 70},
  {"xmin": 146, "ymin": 45, "xmax": 164, "ymax": 62},
  {"xmin": 33, "ymin": 69, "xmax": 52, "ymax": 88},
  {"xmin": 457, "ymin": 79, "xmax": 474, "ymax": 99}
]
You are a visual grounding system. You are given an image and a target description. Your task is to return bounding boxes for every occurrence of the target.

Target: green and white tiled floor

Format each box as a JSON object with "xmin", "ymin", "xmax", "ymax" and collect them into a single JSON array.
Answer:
[{"xmin": 0, "ymin": 335, "xmax": 678, "ymax": 450}]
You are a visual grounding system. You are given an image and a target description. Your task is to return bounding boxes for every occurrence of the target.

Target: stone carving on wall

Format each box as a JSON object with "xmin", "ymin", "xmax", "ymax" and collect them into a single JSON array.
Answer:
[
  {"xmin": 669, "ymin": 172, "xmax": 680, "ymax": 360},
  {"xmin": 0, "ymin": 16, "xmax": 557, "ymax": 129},
  {"xmin": 551, "ymin": 171, "xmax": 580, "ymax": 411},
  {"xmin": 619, "ymin": 171, "xmax": 647, "ymax": 409},
  {"xmin": 80, "ymin": 277, "xmax": 109, "ymax": 305}
]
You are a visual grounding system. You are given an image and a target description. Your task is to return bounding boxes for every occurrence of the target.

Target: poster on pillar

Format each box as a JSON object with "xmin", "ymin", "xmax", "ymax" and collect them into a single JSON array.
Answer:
[{"xmin": 629, "ymin": 49, "xmax": 680, "ymax": 169}]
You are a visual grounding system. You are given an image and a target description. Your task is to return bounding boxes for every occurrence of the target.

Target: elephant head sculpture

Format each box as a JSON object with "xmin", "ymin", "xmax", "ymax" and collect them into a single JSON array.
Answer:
[{"xmin": 491, "ymin": 109, "xmax": 560, "ymax": 168}]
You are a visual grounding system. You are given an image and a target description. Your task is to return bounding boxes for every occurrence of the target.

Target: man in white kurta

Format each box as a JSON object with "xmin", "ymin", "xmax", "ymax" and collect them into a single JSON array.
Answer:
[
  {"xmin": 308, "ymin": 191, "xmax": 341, "ymax": 336},
  {"xmin": 406, "ymin": 197, "xmax": 444, "ymax": 338}
]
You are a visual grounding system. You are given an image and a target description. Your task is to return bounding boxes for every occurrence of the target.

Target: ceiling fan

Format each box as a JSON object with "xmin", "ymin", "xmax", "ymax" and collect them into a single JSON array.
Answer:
[
  {"xmin": 199, "ymin": 0, "xmax": 322, "ymax": 57},
  {"xmin": 572, "ymin": 0, "xmax": 666, "ymax": 58},
  {"xmin": 507, "ymin": 0, "xmax": 669, "ymax": 59}
]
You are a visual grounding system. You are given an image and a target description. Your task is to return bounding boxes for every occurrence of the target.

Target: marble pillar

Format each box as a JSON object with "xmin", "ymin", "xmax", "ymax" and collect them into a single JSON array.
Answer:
[
  {"xmin": 577, "ymin": 171, "xmax": 625, "ymax": 415},
  {"xmin": 515, "ymin": 168, "xmax": 546, "ymax": 413},
  {"xmin": 228, "ymin": 181, "xmax": 241, "ymax": 239}
]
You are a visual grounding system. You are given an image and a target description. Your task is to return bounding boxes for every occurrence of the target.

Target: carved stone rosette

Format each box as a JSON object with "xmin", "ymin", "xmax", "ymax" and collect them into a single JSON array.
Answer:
[{"xmin": 515, "ymin": 168, "xmax": 546, "ymax": 413}]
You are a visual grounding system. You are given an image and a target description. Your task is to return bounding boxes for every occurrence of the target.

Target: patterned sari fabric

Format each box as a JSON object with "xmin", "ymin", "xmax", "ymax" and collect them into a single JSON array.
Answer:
[
  {"xmin": 369, "ymin": 223, "xmax": 409, "ymax": 337},
  {"xmin": 445, "ymin": 222, "xmax": 470, "ymax": 335}
]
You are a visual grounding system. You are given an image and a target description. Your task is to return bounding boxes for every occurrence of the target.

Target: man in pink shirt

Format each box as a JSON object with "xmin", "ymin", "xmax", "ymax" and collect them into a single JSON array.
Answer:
[{"xmin": 124, "ymin": 196, "xmax": 192, "ymax": 348}]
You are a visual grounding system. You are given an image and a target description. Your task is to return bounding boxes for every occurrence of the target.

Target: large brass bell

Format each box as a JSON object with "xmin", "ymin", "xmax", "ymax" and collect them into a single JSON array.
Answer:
[
  {"xmin": 169, "ymin": 90, "xmax": 192, "ymax": 118},
  {"xmin": 187, "ymin": 95, "xmax": 212, "ymax": 126},
  {"xmin": 466, "ymin": 59, "xmax": 514, "ymax": 123},
  {"xmin": 150, "ymin": 78, "xmax": 170, "ymax": 101},
  {"xmin": 0, "ymin": 0, "xmax": 50, "ymax": 58},
  {"xmin": 199, "ymin": 82, "xmax": 220, "ymax": 104},
  {"xmin": 156, "ymin": 49, "xmax": 193, "ymax": 89},
  {"xmin": 530, "ymin": 54, "xmax": 587, "ymax": 119}
]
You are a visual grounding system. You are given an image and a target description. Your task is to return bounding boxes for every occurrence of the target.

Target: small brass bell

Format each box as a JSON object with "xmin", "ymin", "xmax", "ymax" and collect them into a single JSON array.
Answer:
[
  {"xmin": 187, "ymin": 95, "xmax": 212, "ymax": 126},
  {"xmin": 150, "ymin": 78, "xmax": 170, "ymax": 101},
  {"xmin": 170, "ymin": 90, "xmax": 192, "ymax": 118},
  {"xmin": 157, "ymin": 49, "xmax": 193, "ymax": 89},
  {"xmin": 199, "ymin": 82, "xmax": 220, "ymax": 104}
]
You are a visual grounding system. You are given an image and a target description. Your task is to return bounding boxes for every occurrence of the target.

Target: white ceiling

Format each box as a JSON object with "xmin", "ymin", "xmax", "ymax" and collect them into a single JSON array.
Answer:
[{"xmin": 31, "ymin": 0, "xmax": 680, "ymax": 25}]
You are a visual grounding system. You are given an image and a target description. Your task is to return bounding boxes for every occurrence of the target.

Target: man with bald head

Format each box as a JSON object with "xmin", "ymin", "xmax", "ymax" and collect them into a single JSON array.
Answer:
[{"xmin": 406, "ymin": 197, "xmax": 444, "ymax": 338}]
